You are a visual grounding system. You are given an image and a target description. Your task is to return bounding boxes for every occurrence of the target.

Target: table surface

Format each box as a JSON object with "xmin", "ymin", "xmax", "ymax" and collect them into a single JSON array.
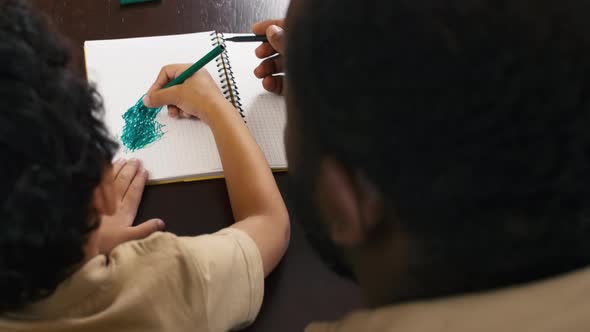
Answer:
[{"xmin": 33, "ymin": 1, "xmax": 361, "ymax": 331}]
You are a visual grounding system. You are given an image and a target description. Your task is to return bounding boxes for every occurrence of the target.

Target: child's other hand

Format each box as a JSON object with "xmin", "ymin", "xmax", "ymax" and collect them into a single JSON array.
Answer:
[
  {"xmin": 98, "ymin": 159, "xmax": 165, "ymax": 254},
  {"xmin": 143, "ymin": 67, "xmax": 229, "ymax": 124},
  {"xmin": 252, "ymin": 19, "xmax": 285, "ymax": 95}
]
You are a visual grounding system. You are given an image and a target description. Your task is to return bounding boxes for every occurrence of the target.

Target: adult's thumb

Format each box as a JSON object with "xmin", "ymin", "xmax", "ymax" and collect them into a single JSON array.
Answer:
[
  {"xmin": 267, "ymin": 25, "xmax": 285, "ymax": 54},
  {"xmin": 127, "ymin": 219, "xmax": 166, "ymax": 241},
  {"xmin": 143, "ymin": 86, "xmax": 182, "ymax": 108}
]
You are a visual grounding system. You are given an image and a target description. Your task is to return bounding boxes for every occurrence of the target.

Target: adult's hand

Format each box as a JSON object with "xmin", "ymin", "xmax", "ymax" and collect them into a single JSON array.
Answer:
[{"xmin": 253, "ymin": 19, "xmax": 286, "ymax": 95}]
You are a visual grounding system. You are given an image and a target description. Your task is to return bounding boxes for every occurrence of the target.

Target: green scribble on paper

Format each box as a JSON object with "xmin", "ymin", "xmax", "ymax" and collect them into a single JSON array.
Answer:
[{"xmin": 121, "ymin": 96, "xmax": 164, "ymax": 151}]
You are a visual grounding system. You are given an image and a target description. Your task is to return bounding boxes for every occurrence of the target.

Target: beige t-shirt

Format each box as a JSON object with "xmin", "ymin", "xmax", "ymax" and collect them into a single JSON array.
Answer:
[
  {"xmin": 307, "ymin": 266, "xmax": 590, "ymax": 332},
  {"xmin": 0, "ymin": 228, "xmax": 264, "ymax": 332}
]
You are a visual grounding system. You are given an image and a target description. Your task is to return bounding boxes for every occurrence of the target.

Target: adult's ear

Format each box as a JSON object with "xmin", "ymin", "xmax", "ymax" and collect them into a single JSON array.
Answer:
[{"xmin": 316, "ymin": 157, "xmax": 384, "ymax": 247}]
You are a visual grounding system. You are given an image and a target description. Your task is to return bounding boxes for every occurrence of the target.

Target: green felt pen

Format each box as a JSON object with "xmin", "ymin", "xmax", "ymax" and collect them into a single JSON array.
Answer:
[
  {"xmin": 120, "ymin": 0, "xmax": 158, "ymax": 5},
  {"xmin": 163, "ymin": 44, "xmax": 225, "ymax": 89}
]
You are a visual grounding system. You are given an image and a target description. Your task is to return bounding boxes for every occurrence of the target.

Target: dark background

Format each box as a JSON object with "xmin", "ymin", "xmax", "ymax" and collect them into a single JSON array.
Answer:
[{"xmin": 33, "ymin": 1, "xmax": 361, "ymax": 331}]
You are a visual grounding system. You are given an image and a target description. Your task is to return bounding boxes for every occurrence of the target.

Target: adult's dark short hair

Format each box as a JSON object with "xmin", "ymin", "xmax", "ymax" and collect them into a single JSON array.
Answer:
[
  {"xmin": 287, "ymin": 0, "xmax": 590, "ymax": 295},
  {"xmin": 0, "ymin": 0, "xmax": 117, "ymax": 312}
]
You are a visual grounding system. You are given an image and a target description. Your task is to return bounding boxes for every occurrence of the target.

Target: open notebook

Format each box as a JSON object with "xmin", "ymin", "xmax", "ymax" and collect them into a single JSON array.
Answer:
[{"xmin": 84, "ymin": 31, "xmax": 287, "ymax": 184}]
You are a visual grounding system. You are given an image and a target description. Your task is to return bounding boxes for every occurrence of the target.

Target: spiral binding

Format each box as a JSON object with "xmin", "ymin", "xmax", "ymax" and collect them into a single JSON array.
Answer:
[{"xmin": 210, "ymin": 31, "xmax": 245, "ymax": 119}]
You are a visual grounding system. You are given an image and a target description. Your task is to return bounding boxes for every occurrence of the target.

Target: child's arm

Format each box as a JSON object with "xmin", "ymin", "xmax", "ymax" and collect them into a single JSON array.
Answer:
[{"xmin": 144, "ymin": 66, "xmax": 290, "ymax": 276}]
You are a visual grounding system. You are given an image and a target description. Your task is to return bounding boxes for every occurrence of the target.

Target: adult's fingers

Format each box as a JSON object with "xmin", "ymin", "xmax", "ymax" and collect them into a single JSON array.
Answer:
[
  {"xmin": 263, "ymin": 75, "xmax": 284, "ymax": 95},
  {"xmin": 255, "ymin": 42, "xmax": 278, "ymax": 59},
  {"xmin": 254, "ymin": 55, "xmax": 283, "ymax": 78},
  {"xmin": 266, "ymin": 25, "xmax": 285, "ymax": 54},
  {"xmin": 252, "ymin": 19, "xmax": 285, "ymax": 35}
]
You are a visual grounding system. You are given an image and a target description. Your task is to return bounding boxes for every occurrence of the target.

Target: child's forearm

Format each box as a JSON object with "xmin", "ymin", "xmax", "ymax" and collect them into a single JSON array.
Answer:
[
  {"xmin": 207, "ymin": 101, "xmax": 290, "ymax": 275},
  {"xmin": 207, "ymin": 102, "xmax": 285, "ymax": 222},
  {"xmin": 144, "ymin": 64, "xmax": 289, "ymax": 275}
]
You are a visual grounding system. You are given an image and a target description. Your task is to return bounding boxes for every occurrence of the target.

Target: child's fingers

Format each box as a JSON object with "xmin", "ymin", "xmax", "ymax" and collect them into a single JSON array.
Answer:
[
  {"xmin": 147, "ymin": 66, "xmax": 175, "ymax": 94},
  {"xmin": 114, "ymin": 159, "xmax": 140, "ymax": 201},
  {"xmin": 121, "ymin": 166, "xmax": 148, "ymax": 218},
  {"xmin": 147, "ymin": 64, "xmax": 191, "ymax": 95},
  {"xmin": 112, "ymin": 158, "xmax": 126, "ymax": 178},
  {"xmin": 144, "ymin": 85, "xmax": 183, "ymax": 108},
  {"xmin": 179, "ymin": 110, "xmax": 192, "ymax": 119},
  {"xmin": 125, "ymin": 219, "xmax": 166, "ymax": 242},
  {"xmin": 170, "ymin": 107, "xmax": 197, "ymax": 119},
  {"xmin": 168, "ymin": 105, "xmax": 180, "ymax": 118}
]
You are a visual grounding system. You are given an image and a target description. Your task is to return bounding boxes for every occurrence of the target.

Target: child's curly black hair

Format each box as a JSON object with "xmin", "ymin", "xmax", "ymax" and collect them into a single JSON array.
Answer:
[{"xmin": 0, "ymin": 0, "xmax": 117, "ymax": 312}]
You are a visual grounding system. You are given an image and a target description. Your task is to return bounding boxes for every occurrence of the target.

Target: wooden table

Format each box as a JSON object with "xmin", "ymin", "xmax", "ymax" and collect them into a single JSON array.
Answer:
[{"xmin": 33, "ymin": 1, "xmax": 361, "ymax": 331}]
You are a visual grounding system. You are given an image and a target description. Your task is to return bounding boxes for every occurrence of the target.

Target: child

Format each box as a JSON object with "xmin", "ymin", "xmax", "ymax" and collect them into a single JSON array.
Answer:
[{"xmin": 0, "ymin": 1, "xmax": 289, "ymax": 331}]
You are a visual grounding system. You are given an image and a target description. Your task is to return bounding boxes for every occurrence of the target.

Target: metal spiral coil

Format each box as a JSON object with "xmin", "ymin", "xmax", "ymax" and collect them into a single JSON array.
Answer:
[{"xmin": 210, "ymin": 31, "xmax": 246, "ymax": 119}]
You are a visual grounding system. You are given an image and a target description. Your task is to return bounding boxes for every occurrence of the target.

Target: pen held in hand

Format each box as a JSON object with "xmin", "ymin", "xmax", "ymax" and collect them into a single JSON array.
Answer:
[
  {"xmin": 120, "ymin": 44, "xmax": 225, "ymax": 151},
  {"xmin": 225, "ymin": 35, "xmax": 268, "ymax": 43}
]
